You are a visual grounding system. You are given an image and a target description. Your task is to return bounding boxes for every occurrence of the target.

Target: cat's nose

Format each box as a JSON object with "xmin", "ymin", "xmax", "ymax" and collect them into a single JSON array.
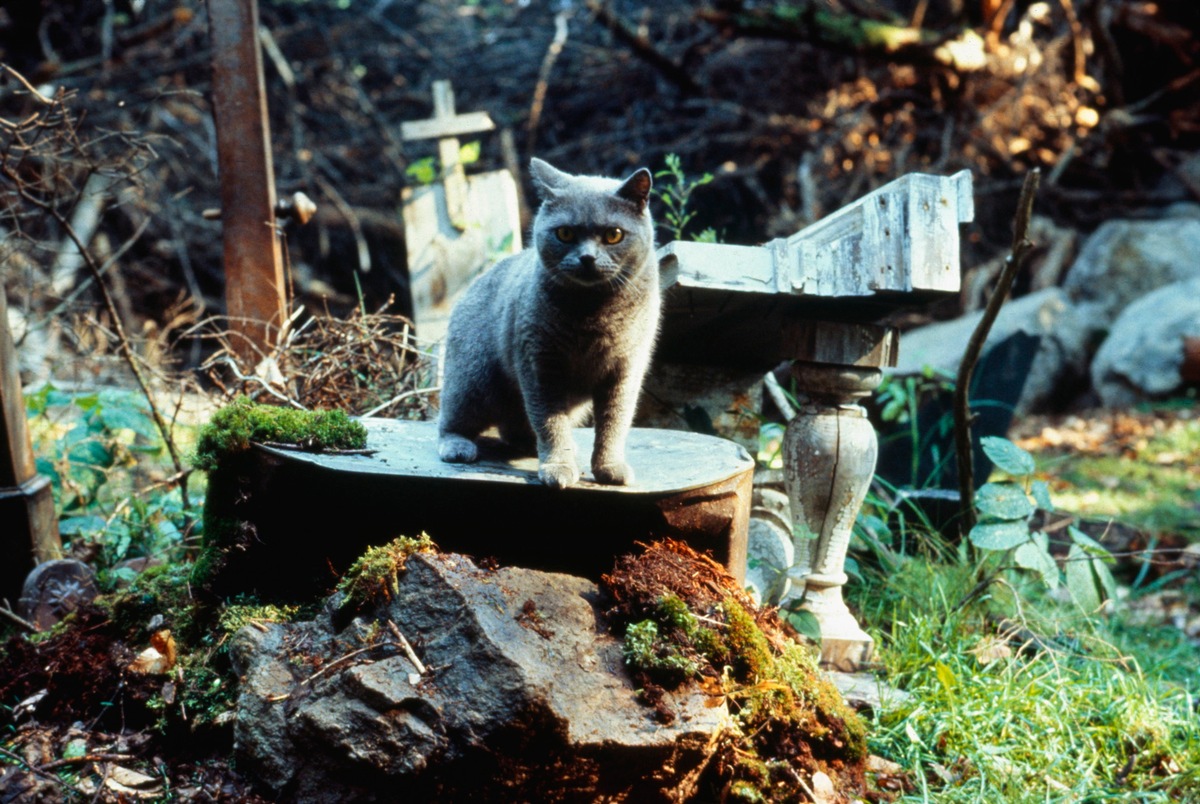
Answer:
[{"xmin": 578, "ymin": 254, "xmax": 596, "ymax": 271}]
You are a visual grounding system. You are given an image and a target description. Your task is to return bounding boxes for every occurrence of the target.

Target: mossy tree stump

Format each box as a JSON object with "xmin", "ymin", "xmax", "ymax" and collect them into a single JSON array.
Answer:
[{"xmin": 197, "ymin": 417, "xmax": 753, "ymax": 600}]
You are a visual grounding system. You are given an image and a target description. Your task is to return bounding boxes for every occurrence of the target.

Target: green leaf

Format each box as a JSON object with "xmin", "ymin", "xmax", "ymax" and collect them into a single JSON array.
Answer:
[
  {"xmin": 405, "ymin": 156, "xmax": 437, "ymax": 186},
  {"xmin": 1031, "ymin": 480, "xmax": 1053, "ymax": 511},
  {"xmin": 1065, "ymin": 543, "xmax": 1104, "ymax": 612},
  {"xmin": 59, "ymin": 515, "xmax": 107, "ymax": 536},
  {"xmin": 66, "ymin": 439, "xmax": 114, "ymax": 469},
  {"xmin": 980, "ymin": 436, "xmax": 1036, "ymax": 477},
  {"xmin": 458, "ymin": 139, "xmax": 481, "ymax": 165},
  {"xmin": 62, "ymin": 739, "xmax": 88, "ymax": 760},
  {"xmin": 99, "ymin": 403, "xmax": 157, "ymax": 440},
  {"xmin": 975, "ymin": 482, "xmax": 1035, "ymax": 521},
  {"xmin": 1014, "ymin": 536, "xmax": 1059, "ymax": 589},
  {"xmin": 935, "ymin": 660, "xmax": 957, "ymax": 693},
  {"xmin": 1067, "ymin": 526, "xmax": 1113, "ymax": 562},
  {"xmin": 969, "ymin": 518, "xmax": 1032, "ymax": 551},
  {"xmin": 784, "ymin": 609, "xmax": 822, "ymax": 643}
]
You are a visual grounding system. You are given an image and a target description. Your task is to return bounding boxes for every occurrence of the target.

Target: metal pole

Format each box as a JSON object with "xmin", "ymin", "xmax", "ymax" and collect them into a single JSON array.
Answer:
[{"xmin": 208, "ymin": 0, "xmax": 288, "ymax": 363}]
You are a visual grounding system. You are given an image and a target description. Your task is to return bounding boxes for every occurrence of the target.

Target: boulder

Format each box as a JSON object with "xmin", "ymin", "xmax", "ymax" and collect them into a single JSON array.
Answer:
[
  {"xmin": 1091, "ymin": 277, "xmax": 1200, "ymax": 407},
  {"xmin": 231, "ymin": 552, "xmax": 728, "ymax": 802},
  {"xmin": 1063, "ymin": 218, "xmax": 1200, "ymax": 324},
  {"xmin": 891, "ymin": 287, "xmax": 1093, "ymax": 414}
]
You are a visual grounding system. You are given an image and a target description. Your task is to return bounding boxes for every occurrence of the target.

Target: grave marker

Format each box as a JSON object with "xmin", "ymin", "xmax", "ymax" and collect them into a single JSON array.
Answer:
[{"xmin": 401, "ymin": 80, "xmax": 522, "ymax": 343}]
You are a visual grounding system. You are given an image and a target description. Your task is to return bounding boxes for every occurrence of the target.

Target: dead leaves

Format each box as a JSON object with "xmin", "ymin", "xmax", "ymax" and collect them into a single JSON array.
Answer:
[{"xmin": 126, "ymin": 629, "xmax": 177, "ymax": 675}]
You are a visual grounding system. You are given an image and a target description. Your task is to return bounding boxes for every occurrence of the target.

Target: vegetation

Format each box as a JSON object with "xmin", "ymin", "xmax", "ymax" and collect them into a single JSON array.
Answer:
[
  {"xmin": 844, "ymin": 408, "xmax": 1200, "ymax": 801},
  {"xmin": 335, "ymin": 533, "xmax": 437, "ymax": 608},
  {"xmin": 193, "ymin": 395, "xmax": 367, "ymax": 470}
]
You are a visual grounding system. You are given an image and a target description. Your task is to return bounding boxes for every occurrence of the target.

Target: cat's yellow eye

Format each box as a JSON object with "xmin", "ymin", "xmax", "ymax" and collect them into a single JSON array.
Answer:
[
  {"xmin": 555, "ymin": 226, "xmax": 576, "ymax": 243},
  {"xmin": 603, "ymin": 228, "xmax": 624, "ymax": 245}
]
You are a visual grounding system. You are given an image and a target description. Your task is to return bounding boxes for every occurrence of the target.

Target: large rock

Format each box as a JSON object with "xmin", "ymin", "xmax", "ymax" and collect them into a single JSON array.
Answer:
[
  {"xmin": 231, "ymin": 552, "xmax": 728, "ymax": 802},
  {"xmin": 891, "ymin": 287, "xmax": 1093, "ymax": 414},
  {"xmin": 1063, "ymin": 218, "xmax": 1200, "ymax": 324},
  {"xmin": 1091, "ymin": 277, "xmax": 1200, "ymax": 407}
]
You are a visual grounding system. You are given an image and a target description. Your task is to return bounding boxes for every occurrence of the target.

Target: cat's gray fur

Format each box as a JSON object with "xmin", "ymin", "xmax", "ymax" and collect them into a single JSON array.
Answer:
[{"xmin": 437, "ymin": 157, "xmax": 660, "ymax": 489}]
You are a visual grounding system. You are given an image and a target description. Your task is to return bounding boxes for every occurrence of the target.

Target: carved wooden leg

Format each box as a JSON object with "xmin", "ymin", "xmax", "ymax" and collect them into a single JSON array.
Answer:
[{"xmin": 783, "ymin": 361, "xmax": 881, "ymax": 671}]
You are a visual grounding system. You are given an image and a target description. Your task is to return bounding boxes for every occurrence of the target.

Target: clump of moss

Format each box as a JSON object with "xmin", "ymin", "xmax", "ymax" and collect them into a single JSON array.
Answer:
[
  {"xmin": 603, "ymin": 539, "xmax": 868, "ymax": 800},
  {"xmin": 193, "ymin": 395, "xmax": 367, "ymax": 470},
  {"xmin": 623, "ymin": 619, "xmax": 701, "ymax": 684},
  {"xmin": 218, "ymin": 602, "xmax": 303, "ymax": 634},
  {"xmin": 336, "ymin": 533, "xmax": 436, "ymax": 608}
]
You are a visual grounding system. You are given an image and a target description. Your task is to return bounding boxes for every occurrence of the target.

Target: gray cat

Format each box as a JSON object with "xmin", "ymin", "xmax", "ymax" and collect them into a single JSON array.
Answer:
[{"xmin": 437, "ymin": 158, "xmax": 660, "ymax": 489}]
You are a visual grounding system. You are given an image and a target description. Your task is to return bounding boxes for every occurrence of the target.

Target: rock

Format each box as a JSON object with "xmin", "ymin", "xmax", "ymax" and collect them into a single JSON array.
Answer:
[
  {"xmin": 1090, "ymin": 278, "xmax": 1200, "ymax": 407},
  {"xmin": 231, "ymin": 552, "xmax": 728, "ymax": 802},
  {"xmin": 1063, "ymin": 218, "xmax": 1200, "ymax": 324},
  {"xmin": 891, "ymin": 288, "xmax": 1092, "ymax": 414}
]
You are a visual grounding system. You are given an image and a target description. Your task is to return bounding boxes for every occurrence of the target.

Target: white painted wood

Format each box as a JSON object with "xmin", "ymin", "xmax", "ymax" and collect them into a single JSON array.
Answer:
[
  {"xmin": 402, "ymin": 169, "xmax": 522, "ymax": 344},
  {"xmin": 658, "ymin": 170, "xmax": 973, "ymax": 300},
  {"xmin": 400, "ymin": 111, "xmax": 496, "ymax": 142}
]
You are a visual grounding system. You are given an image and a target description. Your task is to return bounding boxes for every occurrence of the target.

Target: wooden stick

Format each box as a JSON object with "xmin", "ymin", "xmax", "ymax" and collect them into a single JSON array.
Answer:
[{"xmin": 953, "ymin": 169, "xmax": 1040, "ymax": 538}]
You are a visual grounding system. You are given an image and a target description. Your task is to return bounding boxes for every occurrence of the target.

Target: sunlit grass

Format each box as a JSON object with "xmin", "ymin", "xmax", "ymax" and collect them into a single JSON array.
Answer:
[
  {"xmin": 853, "ymin": 558, "xmax": 1200, "ymax": 802},
  {"xmin": 1033, "ymin": 410, "xmax": 1200, "ymax": 540}
]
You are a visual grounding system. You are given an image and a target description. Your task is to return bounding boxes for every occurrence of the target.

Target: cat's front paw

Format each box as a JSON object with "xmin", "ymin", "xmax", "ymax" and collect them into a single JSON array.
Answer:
[
  {"xmin": 439, "ymin": 434, "xmax": 479, "ymax": 463},
  {"xmin": 539, "ymin": 461, "xmax": 580, "ymax": 489},
  {"xmin": 592, "ymin": 461, "xmax": 634, "ymax": 486}
]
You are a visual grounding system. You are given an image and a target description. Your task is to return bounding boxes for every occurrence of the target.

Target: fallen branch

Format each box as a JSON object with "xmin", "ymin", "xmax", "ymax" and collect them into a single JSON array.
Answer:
[
  {"xmin": 0, "ymin": 600, "xmax": 38, "ymax": 633},
  {"xmin": 953, "ymin": 169, "xmax": 1041, "ymax": 538},
  {"xmin": 387, "ymin": 619, "xmax": 427, "ymax": 675}
]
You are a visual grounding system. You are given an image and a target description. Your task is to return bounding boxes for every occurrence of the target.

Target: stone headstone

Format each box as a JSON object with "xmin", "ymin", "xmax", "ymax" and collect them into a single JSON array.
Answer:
[{"xmin": 18, "ymin": 559, "xmax": 98, "ymax": 631}]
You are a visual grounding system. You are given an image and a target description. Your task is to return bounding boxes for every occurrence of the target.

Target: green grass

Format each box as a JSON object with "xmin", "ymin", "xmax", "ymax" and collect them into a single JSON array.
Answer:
[
  {"xmin": 1049, "ymin": 453, "xmax": 1200, "ymax": 539},
  {"xmin": 852, "ymin": 559, "xmax": 1200, "ymax": 802},
  {"xmin": 1035, "ymin": 411, "xmax": 1200, "ymax": 540}
]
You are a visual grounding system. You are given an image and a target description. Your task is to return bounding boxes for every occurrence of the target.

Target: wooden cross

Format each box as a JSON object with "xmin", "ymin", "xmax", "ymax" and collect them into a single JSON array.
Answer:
[{"xmin": 401, "ymin": 80, "xmax": 495, "ymax": 230}]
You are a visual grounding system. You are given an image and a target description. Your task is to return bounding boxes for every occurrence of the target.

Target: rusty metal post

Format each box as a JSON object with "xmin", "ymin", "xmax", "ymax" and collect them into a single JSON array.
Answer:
[
  {"xmin": 0, "ymin": 289, "xmax": 62, "ymax": 604},
  {"xmin": 208, "ymin": 0, "xmax": 288, "ymax": 363}
]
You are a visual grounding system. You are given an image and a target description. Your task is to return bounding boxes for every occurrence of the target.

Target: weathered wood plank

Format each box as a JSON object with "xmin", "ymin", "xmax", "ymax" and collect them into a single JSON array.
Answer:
[
  {"xmin": 658, "ymin": 170, "xmax": 973, "ymax": 303},
  {"xmin": 400, "ymin": 111, "xmax": 496, "ymax": 142}
]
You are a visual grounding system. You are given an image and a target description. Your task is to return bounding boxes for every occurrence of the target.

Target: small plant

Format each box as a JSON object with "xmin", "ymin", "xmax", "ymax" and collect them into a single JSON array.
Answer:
[
  {"xmin": 968, "ymin": 436, "xmax": 1116, "ymax": 611},
  {"xmin": 653, "ymin": 153, "xmax": 716, "ymax": 242},
  {"xmin": 26, "ymin": 386, "xmax": 198, "ymax": 577},
  {"xmin": 405, "ymin": 140, "xmax": 482, "ymax": 186},
  {"xmin": 335, "ymin": 533, "xmax": 437, "ymax": 607}
]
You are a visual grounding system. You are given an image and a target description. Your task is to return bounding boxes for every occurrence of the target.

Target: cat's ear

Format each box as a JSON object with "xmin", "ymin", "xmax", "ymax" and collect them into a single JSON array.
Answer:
[
  {"xmin": 530, "ymin": 158, "xmax": 568, "ymax": 200},
  {"xmin": 616, "ymin": 168, "xmax": 652, "ymax": 211}
]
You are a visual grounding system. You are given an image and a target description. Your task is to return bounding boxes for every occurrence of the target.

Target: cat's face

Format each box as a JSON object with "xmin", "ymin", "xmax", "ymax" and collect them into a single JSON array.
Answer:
[{"xmin": 529, "ymin": 159, "xmax": 655, "ymax": 290}]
